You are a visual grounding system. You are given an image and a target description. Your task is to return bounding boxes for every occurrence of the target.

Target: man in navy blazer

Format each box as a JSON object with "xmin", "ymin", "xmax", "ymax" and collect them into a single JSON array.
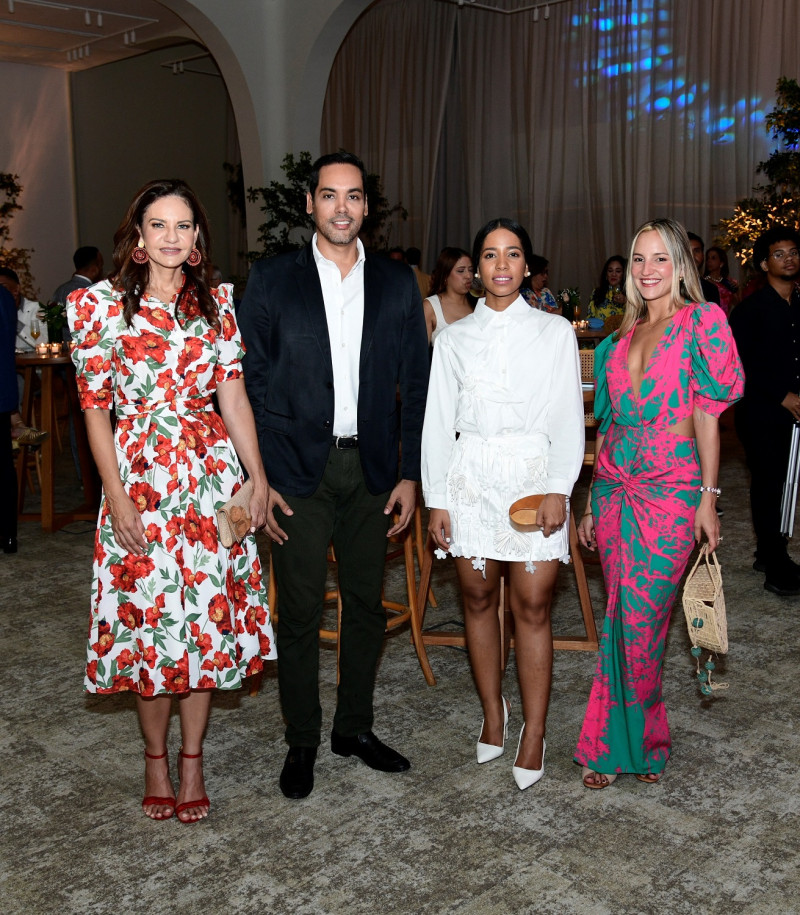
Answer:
[{"xmin": 238, "ymin": 152, "xmax": 429, "ymax": 799}]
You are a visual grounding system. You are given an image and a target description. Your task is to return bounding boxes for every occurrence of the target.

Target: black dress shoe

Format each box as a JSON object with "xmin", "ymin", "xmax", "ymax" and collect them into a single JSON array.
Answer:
[
  {"xmin": 2, "ymin": 538, "xmax": 17, "ymax": 554},
  {"xmin": 754, "ymin": 556, "xmax": 800, "ymax": 575},
  {"xmin": 764, "ymin": 565, "xmax": 800, "ymax": 596},
  {"xmin": 330, "ymin": 729, "xmax": 410, "ymax": 772},
  {"xmin": 279, "ymin": 746, "xmax": 317, "ymax": 799}
]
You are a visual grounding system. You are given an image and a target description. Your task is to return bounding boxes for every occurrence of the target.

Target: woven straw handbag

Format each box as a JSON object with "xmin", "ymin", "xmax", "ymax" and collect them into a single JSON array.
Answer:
[
  {"xmin": 217, "ymin": 478, "xmax": 254, "ymax": 548},
  {"xmin": 682, "ymin": 544, "xmax": 728, "ymax": 693}
]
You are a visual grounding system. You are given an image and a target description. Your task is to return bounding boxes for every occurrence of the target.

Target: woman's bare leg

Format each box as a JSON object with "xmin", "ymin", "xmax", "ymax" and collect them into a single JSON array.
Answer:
[
  {"xmin": 137, "ymin": 694, "xmax": 175, "ymax": 819},
  {"xmin": 456, "ymin": 557, "xmax": 506, "ymax": 746},
  {"xmin": 507, "ymin": 559, "xmax": 559, "ymax": 770},
  {"xmin": 175, "ymin": 689, "xmax": 212, "ymax": 821}
]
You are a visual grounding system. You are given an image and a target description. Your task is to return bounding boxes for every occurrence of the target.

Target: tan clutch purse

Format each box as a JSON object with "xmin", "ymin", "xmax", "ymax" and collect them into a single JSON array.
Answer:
[
  {"xmin": 217, "ymin": 479, "xmax": 254, "ymax": 548},
  {"xmin": 508, "ymin": 494, "xmax": 545, "ymax": 529}
]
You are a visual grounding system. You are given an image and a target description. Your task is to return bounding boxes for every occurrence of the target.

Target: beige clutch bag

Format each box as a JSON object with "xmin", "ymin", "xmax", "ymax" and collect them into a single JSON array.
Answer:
[
  {"xmin": 217, "ymin": 479, "xmax": 254, "ymax": 548},
  {"xmin": 508, "ymin": 494, "xmax": 545, "ymax": 529}
]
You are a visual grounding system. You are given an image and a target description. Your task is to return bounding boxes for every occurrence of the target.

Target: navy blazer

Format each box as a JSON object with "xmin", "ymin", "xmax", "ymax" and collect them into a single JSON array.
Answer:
[{"xmin": 237, "ymin": 245, "xmax": 429, "ymax": 497}]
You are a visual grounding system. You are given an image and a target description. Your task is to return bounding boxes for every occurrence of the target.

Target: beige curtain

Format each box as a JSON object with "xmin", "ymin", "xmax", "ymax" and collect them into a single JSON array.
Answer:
[{"xmin": 322, "ymin": 0, "xmax": 800, "ymax": 296}]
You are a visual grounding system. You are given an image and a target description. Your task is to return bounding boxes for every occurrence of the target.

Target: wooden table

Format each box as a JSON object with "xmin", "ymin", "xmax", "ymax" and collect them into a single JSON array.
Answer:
[
  {"xmin": 574, "ymin": 326, "xmax": 613, "ymax": 346},
  {"xmin": 15, "ymin": 351, "xmax": 99, "ymax": 532}
]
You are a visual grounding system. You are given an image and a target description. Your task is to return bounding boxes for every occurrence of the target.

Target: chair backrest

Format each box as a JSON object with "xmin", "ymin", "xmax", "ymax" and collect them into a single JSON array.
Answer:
[{"xmin": 579, "ymin": 349, "xmax": 594, "ymax": 384}]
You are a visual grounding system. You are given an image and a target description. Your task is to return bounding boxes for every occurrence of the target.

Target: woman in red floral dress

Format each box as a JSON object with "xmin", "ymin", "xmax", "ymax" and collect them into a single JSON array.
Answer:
[{"xmin": 68, "ymin": 179, "xmax": 275, "ymax": 823}]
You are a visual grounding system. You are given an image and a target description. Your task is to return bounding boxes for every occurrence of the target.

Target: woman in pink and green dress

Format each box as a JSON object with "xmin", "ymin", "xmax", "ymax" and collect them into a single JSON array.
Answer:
[{"xmin": 575, "ymin": 218, "xmax": 743, "ymax": 788}]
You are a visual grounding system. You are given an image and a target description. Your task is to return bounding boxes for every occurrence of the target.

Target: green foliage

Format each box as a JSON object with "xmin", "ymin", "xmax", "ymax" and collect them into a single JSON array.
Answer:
[
  {"xmin": 246, "ymin": 151, "xmax": 407, "ymax": 260},
  {"xmin": 716, "ymin": 78, "xmax": 800, "ymax": 268},
  {"xmin": 0, "ymin": 172, "xmax": 37, "ymax": 298}
]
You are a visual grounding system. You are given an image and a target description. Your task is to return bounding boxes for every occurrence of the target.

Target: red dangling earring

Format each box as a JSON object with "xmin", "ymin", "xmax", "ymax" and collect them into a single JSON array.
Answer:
[
  {"xmin": 131, "ymin": 241, "xmax": 149, "ymax": 264},
  {"xmin": 187, "ymin": 247, "xmax": 202, "ymax": 267}
]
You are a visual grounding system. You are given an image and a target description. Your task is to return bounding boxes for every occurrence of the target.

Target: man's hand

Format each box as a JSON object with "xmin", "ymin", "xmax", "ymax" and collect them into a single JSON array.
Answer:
[
  {"xmin": 781, "ymin": 391, "xmax": 800, "ymax": 423},
  {"xmin": 384, "ymin": 479, "xmax": 417, "ymax": 537}
]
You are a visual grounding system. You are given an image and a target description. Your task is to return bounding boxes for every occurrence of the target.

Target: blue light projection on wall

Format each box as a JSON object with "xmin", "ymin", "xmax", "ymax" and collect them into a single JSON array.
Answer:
[{"xmin": 570, "ymin": 1, "xmax": 767, "ymax": 146}]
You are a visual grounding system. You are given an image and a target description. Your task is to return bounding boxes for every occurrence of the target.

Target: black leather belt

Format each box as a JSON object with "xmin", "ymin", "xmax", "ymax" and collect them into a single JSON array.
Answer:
[{"xmin": 331, "ymin": 435, "xmax": 359, "ymax": 449}]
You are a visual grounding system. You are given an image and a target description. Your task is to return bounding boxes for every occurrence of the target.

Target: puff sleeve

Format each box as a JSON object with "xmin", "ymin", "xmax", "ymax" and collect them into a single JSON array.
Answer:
[
  {"xmin": 68, "ymin": 283, "xmax": 118, "ymax": 411},
  {"xmin": 213, "ymin": 283, "xmax": 245, "ymax": 383},
  {"xmin": 592, "ymin": 333, "xmax": 615, "ymax": 434},
  {"xmin": 689, "ymin": 301, "xmax": 744, "ymax": 416}
]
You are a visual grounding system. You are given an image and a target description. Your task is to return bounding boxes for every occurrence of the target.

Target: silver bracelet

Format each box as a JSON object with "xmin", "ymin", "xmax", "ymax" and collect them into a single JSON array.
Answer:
[{"xmin": 699, "ymin": 485, "xmax": 721, "ymax": 496}]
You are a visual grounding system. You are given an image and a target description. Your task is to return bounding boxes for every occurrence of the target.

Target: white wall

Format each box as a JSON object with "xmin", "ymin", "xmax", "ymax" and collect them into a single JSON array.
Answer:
[
  {"xmin": 0, "ymin": 62, "xmax": 76, "ymax": 301},
  {"xmin": 70, "ymin": 45, "xmax": 238, "ymax": 281}
]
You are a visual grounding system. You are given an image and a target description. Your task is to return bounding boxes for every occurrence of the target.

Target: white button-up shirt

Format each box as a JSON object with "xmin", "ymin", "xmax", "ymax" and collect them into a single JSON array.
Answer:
[
  {"xmin": 312, "ymin": 233, "xmax": 366, "ymax": 437},
  {"xmin": 422, "ymin": 295, "xmax": 584, "ymax": 508}
]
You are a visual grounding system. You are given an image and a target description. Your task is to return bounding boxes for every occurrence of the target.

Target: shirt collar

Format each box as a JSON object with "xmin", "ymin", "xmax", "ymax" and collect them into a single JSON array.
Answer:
[
  {"xmin": 311, "ymin": 233, "xmax": 365, "ymax": 274},
  {"xmin": 473, "ymin": 294, "xmax": 531, "ymax": 328}
]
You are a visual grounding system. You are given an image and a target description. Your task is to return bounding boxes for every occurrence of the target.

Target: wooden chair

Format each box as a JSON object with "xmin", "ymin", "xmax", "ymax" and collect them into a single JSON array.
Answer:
[{"xmin": 250, "ymin": 519, "xmax": 436, "ymax": 696}]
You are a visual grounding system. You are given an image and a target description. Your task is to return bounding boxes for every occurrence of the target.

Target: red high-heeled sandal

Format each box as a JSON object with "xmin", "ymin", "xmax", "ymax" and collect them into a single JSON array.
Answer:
[
  {"xmin": 175, "ymin": 748, "xmax": 210, "ymax": 823},
  {"xmin": 142, "ymin": 749, "xmax": 176, "ymax": 820}
]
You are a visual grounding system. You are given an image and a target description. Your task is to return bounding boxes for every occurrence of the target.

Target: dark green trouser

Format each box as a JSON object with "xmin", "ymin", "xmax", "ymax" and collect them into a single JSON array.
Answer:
[{"xmin": 271, "ymin": 447, "xmax": 391, "ymax": 746}]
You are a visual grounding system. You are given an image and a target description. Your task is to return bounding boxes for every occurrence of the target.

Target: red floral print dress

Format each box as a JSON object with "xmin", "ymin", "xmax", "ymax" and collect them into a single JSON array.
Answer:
[{"xmin": 68, "ymin": 279, "xmax": 275, "ymax": 695}]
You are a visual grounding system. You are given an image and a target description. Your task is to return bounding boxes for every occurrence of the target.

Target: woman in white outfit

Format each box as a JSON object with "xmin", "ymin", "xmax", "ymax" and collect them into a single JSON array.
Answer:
[
  {"xmin": 422, "ymin": 218, "xmax": 584, "ymax": 789},
  {"xmin": 423, "ymin": 247, "xmax": 474, "ymax": 344}
]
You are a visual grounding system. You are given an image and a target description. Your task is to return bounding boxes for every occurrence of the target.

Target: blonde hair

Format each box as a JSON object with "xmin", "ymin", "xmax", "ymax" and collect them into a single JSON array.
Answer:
[{"xmin": 616, "ymin": 218, "xmax": 704, "ymax": 339}]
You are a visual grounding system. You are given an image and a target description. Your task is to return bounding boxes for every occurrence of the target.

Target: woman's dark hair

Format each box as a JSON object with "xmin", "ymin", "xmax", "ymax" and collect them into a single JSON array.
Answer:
[
  {"xmin": 112, "ymin": 178, "xmax": 217, "ymax": 329},
  {"xmin": 590, "ymin": 255, "xmax": 627, "ymax": 307},
  {"xmin": 705, "ymin": 245, "xmax": 730, "ymax": 278},
  {"xmin": 429, "ymin": 246, "xmax": 471, "ymax": 296},
  {"xmin": 528, "ymin": 254, "xmax": 549, "ymax": 277},
  {"xmin": 471, "ymin": 218, "xmax": 535, "ymax": 280}
]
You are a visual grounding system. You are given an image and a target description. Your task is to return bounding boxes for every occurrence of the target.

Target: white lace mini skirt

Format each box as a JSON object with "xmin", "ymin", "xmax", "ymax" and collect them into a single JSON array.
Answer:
[{"xmin": 442, "ymin": 432, "xmax": 570, "ymax": 573}]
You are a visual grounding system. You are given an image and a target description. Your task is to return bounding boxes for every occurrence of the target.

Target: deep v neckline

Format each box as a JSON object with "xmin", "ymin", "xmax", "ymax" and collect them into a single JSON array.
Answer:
[{"xmin": 625, "ymin": 316, "xmax": 674, "ymax": 401}]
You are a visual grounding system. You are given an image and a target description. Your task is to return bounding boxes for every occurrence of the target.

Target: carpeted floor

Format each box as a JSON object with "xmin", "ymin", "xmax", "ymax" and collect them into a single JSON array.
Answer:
[{"xmin": 1, "ymin": 422, "xmax": 799, "ymax": 915}]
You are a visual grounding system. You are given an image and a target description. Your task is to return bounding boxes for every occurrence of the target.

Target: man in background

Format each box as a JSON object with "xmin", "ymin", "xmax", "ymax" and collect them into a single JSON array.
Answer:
[
  {"xmin": 730, "ymin": 226, "xmax": 800, "ymax": 596},
  {"xmin": 51, "ymin": 246, "xmax": 104, "ymax": 322},
  {"xmin": 406, "ymin": 246, "xmax": 430, "ymax": 299},
  {"xmin": 687, "ymin": 233, "xmax": 721, "ymax": 306},
  {"xmin": 0, "ymin": 267, "xmax": 47, "ymax": 445}
]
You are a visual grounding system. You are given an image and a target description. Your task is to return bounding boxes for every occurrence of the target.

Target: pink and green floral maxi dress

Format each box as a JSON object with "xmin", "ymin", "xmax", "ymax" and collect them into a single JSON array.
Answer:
[
  {"xmin": 574, "ymin": 301, "xmax": 743, "ymax": 776},
  {"xmin": 69, "ymin": 279, "xmax": 275, "ymax": 696}
]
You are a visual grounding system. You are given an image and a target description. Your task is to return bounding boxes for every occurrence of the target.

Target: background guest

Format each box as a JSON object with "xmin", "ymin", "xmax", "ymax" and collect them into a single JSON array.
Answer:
[
  {"xmin": 0, "ymin": 266, "xmax": 48, "ymax": 445},
  {"xmin": 730, "ymin": 226, "xmax": 800, "ymax": 595},
  {"xmin": 406, "ymin": 246, "xmax": 430, "ymax": 300},
  {"xmin": 69, "ymin": 178, "xmax": 275, "ymax": 823},
  {"xmin": 0, "ymin": 284, "xmax": 18, "ymax": 553},
  {"xmin": 588, "ymin": 255, "xmax": 627, "ymax": 320},
  {"xmin": 704, "ymin": 245, "xmax": 739, "ymax": 316},
  {"xmin": 522, "ymin": 255, "xmax": 560, "ymax": 313},
  {"xmin": 687, "ymin": 232, "xmax": 721, "ymax": 305},
  {"xmin": 51, "ymin": 246, "xmax": 105, "ymax": 324},
  {"xmin": 423, "ymin": 246, "xmax": 474, "ymax": 344}
]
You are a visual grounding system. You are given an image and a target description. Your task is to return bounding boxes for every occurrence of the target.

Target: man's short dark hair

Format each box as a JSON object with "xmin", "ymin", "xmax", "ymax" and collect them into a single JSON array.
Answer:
[
  {"xmin": 753, "ymin": 225, "xmax": 800, "ymax": 271},
  {"xmin": 0, "ymin": 266, "xmax": 19, "ymax": 284},
  {"xmin": 406, "ymin": 247, "xmax": 422, "ymax": 266},
  {"xmin": 687, "ymin": 232, "xmax": 704, "ymax": 249},
  {"xmin": 73, "ymin": 246, "xmax": 101, "ymax": 272},
  {"xmin": 309, "ymin": 151, "xmax": 368, "ymax": 199}
]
